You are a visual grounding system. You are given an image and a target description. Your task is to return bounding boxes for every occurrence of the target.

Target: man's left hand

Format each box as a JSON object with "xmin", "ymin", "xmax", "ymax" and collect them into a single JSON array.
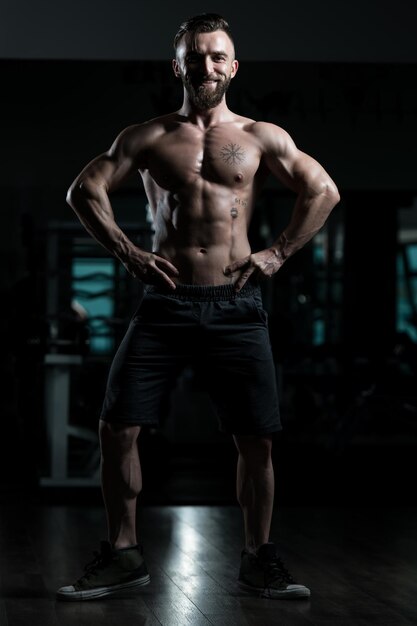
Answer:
[{"xmin": 224, "ymin": 248, "xmax": 284, "ymax": 291}]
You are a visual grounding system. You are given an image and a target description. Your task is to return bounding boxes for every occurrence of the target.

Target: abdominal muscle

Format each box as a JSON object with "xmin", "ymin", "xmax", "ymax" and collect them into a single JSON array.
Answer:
[
  {"xmin": 147, "ymin": 182, "xmax": 254, "ymax": 286},
  {"xmin": 154, "ymin": 213, "xmax": 252, "ymax": 286},
  {"xmin": 156, "ymin": 242, "xmax": 251, "ymax": 285}
]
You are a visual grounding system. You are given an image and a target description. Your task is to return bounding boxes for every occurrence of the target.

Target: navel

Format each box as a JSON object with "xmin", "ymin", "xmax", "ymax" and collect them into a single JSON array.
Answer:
[
  {"xmin": 231, "ymin": 207, "xmax": 238, "ymax": 219},
  {"xmin": 199, "ymin": 248, "xmax": 207, "ymax": 254}
]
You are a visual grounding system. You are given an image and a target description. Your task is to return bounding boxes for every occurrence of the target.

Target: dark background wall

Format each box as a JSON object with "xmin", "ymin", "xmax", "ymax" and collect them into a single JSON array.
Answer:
[
  {"xmin": 1, "ymin": 1, "xmax": 417, "ymax": 505},
  {"xmin": 1, "ymin": 0, "xmax": 416, "ymax": 63}
]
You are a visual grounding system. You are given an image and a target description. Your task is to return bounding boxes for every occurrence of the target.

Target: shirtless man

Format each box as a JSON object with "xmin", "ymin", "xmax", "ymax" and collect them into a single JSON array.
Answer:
[{"xmin": 57, "ymin": 13, "xmax": 340, "ymax": 601}]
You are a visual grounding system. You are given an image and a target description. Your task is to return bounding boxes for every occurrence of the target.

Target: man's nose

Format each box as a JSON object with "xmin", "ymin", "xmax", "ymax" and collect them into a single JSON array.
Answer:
[{"xmin": 201, "ymin": 56, "xmax": 214, "ymax": 75}]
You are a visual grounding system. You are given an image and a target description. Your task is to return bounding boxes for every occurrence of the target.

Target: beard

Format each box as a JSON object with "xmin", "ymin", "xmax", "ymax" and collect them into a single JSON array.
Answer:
[{"xmin": 182, "ymin": 73, "xmax": 232, "ymax": 110}]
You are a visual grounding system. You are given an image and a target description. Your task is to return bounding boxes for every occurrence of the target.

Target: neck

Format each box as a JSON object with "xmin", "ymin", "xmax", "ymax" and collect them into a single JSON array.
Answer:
[{"xmin": 178, "ymin": 94, "xmax": 232, "ymax": 128}]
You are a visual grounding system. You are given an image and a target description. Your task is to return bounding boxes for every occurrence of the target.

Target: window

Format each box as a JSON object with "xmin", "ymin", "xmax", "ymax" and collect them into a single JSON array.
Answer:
[
  {"xmin": 71, "ymin": 258, "xmax": 115, "ymax": 354},
  {"xmin": 397, "ymin": 243, "xmax": 417, "ymax": 342}
]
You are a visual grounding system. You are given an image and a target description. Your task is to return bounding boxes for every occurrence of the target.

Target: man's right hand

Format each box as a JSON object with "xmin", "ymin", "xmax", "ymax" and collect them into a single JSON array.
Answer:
[{"xmin": 121, "ymin": 249, "xmax": 179, "ymax": 289}]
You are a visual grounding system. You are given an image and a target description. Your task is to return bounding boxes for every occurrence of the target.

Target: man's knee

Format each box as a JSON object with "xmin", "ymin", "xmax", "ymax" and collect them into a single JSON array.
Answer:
[
  {"xmin": 99, "ymin": 419, "xmax": 141, "ymax": 453},
  {"xmin": 233, "ymin": 434, "xmax": 273, "ymax": 465}
]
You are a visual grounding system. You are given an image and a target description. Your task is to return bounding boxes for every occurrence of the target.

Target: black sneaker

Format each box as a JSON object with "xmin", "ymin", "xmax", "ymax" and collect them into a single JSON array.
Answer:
[
  {"xmin": 238, "ymin": 542, "xmax": 310, "ymax": 599},
  {"xmin": 56, "ymin": 541, "xmax": 150, "ymax": 601}
]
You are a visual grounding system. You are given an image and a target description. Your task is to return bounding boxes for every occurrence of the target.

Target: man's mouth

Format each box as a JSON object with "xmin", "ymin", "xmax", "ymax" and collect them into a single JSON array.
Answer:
[
  {"xmin": 195, "ymin": 75, "xmax": 220, "ymax": 83},
  {"xmin": 197, "ymin": 78, "xmax": 219, "ymax": 87}
]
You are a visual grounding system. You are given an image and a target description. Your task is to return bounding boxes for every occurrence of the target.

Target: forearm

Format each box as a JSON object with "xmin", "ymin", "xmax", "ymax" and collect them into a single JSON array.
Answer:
[
  {"xmin": 272, "ymin": 183, "xmax": 340, "ymax": 262},
  {"xmin": 67, "ymin": 178, "xmax": 178, "ymax": 287},
  {"xmin": 67, "ymin": 180, "xmax": 138, "ymax": 262}
]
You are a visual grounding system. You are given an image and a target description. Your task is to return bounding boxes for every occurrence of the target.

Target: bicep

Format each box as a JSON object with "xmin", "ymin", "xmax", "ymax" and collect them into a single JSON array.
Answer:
[
  {"xmin": 71, "ymin": 126, "xmax": 141, "ymax": 194},
  {"xmin": 73, "ymin": 153, "xmax": 134, "ymax": 194},
  {"xmin": 264, "ymin": 127, "xmax": 333, "ymax": 195}
]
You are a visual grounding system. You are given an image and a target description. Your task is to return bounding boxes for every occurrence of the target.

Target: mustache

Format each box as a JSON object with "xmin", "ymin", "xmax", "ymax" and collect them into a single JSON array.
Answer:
[{"xmin": 188, "ymin": 73, "xmax": 224, "ymax": 83}]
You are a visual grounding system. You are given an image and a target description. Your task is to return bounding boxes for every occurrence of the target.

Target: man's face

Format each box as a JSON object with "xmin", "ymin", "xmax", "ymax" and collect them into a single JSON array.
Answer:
[{"xmin": 173, "ymin": 30, "xmax": 238, "ymax": 110}]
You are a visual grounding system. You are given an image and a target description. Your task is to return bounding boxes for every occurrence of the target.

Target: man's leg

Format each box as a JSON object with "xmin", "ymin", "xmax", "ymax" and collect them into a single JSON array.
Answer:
[
  {"xmin": 234, "ymin": 433, "xmax": 310, "ymax": 598},
  {"xmin": 56, "ymin": 420, "xmax": 149, "ymax": 601},
  {"xmin": 99, "ymin": 420, "xmax": 142, "ymax": 548},
  {"xmin": 233, "ymin": 434, "xmax": 274, "ymax": 552}
]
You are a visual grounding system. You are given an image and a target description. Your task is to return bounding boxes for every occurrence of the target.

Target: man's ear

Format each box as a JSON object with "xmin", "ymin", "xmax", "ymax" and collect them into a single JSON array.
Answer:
[
  {"xmin": 231, "ymin": 59, "xmax": 239, "ymax": 79},
  {"xmin": 172, "ymin": 59, "xmax": 181, "ymax": 78}
]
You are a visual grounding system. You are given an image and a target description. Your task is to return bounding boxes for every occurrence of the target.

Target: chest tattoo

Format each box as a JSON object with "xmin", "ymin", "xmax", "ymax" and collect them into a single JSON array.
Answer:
[{"xmin": 220, "ymin": 142, "xmax": 246, "ymax": 165}]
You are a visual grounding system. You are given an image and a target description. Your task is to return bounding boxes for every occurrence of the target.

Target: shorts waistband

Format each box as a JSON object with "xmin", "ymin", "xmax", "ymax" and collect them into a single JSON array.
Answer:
[{"xmin": 145, "ymin": 281, "xmax": 260, "ymax": 302}]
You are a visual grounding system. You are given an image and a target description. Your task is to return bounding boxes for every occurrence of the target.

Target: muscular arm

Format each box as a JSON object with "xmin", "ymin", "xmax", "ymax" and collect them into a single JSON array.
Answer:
[
  {"xmin": 67, "ymin": 125, "xmax": 178, "ymax": 288},
  {"xmin": 226, "ymin": 123, "xmax": 340, "ymax": 290},
  {"xmin": 263, "ymin": 124, "xmax": 340, "ymax": 260}
]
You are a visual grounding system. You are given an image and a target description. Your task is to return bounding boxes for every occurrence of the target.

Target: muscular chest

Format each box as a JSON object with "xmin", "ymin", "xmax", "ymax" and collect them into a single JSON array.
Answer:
[{"xmin": 146, "ymin": 126, "xmax": 261, "ymax": 190}]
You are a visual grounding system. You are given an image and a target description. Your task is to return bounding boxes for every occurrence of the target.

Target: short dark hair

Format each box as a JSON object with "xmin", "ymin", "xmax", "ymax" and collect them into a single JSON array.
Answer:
[{"xmin": 173, "ymin": 13, "xmax": 234, "ymax": 51}]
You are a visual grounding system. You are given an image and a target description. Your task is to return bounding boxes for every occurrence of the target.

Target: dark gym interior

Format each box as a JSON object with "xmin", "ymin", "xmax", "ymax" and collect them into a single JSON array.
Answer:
[{"xmin": 0, "ymin": 1, "xmax": 416, "ymax": 624}]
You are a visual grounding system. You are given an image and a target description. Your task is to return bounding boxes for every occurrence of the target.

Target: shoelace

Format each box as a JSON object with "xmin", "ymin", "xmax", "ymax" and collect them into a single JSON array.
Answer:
[
  {"xmin": 262, "ymin": 556, "xmax": 296, "ymax": 596},
  {"xmin": 80, "ymin": 550, "xmax": 112, "ymax": 581}
]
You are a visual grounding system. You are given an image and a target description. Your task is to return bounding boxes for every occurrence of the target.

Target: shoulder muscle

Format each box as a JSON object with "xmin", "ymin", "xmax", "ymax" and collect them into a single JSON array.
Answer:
[{"xmin": 251, "ymin": 121, "xmax": 329, "ymax": 193}]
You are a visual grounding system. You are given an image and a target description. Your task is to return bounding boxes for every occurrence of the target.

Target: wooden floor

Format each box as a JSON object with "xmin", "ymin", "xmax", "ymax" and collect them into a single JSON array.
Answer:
[{"xmin": 1, "ymin": 500, "xmax": 416, "ymax": 625}]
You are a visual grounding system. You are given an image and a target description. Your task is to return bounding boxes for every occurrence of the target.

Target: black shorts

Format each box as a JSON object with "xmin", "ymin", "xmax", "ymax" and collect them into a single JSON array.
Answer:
[{"xmin": 100, "ymin": 281, "xmax": 281, "ymax": 436}]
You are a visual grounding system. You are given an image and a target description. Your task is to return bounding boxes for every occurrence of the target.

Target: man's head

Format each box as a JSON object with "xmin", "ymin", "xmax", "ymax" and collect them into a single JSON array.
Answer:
[
  {"xmin": 172, "ymin": 13, "xmax": 238, "ymax": 111},
  {"xmin": 173, "ymin": 13, "xmax": 235, "ymax": 53}
]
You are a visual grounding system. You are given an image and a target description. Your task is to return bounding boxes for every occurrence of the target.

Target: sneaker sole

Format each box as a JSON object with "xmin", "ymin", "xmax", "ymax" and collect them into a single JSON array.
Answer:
[
  {"xmin": 56, "ymin": 575, "xmax": 151, "ymax": 601},
  {"xmin": 237, "ymin": 580, "xmax": 310, "ymax": 599}
]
